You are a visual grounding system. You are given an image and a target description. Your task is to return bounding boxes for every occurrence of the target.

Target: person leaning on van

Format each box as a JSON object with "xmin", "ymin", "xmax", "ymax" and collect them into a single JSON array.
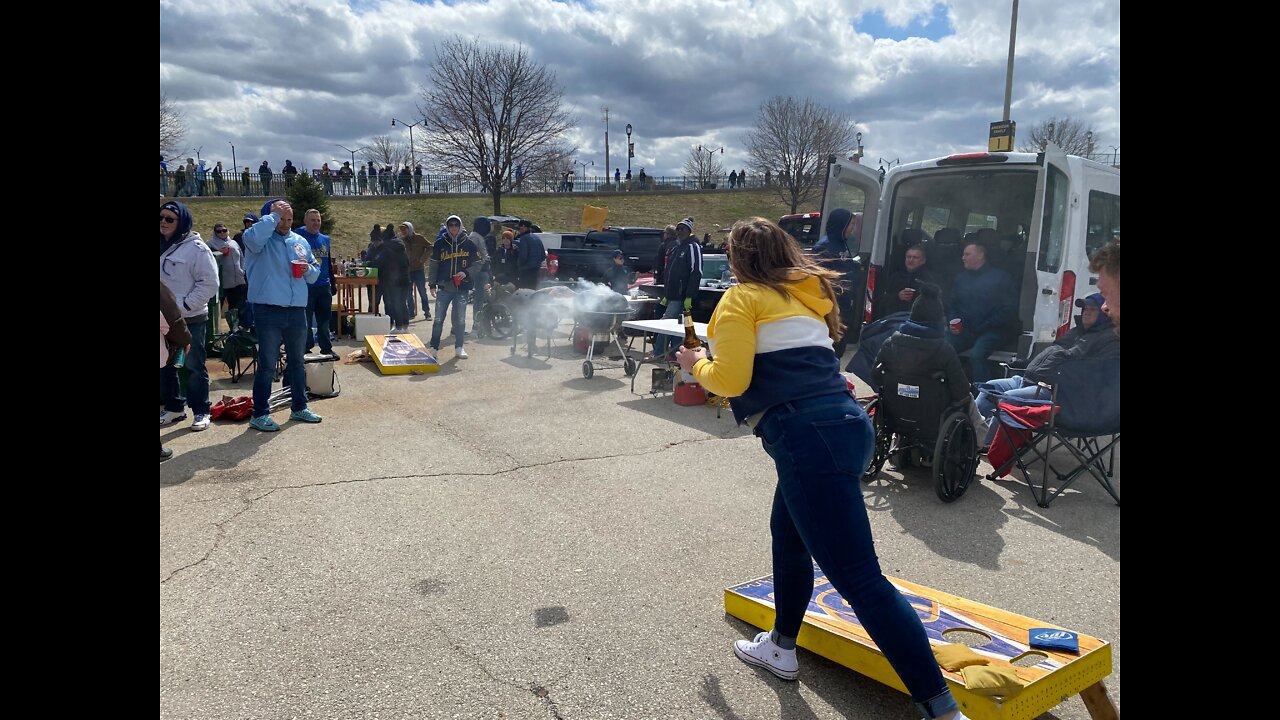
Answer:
[{"xmin": 945, "ymin": 242, "xmax": 1017, "ymax": 382}]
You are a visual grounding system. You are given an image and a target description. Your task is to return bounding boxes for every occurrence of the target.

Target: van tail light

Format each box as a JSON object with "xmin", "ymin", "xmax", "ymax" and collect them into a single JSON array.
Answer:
[
  {"xmin": 1056, "ymin": 271, "xmax": 1076, "ymax": 339},
  {"xmin": 863, "ymin": 265, "xmax": 877, "ymax": 324},
  {"xmin": 547, "ymin": 253, "xmax": 559, "ymax": 274}
]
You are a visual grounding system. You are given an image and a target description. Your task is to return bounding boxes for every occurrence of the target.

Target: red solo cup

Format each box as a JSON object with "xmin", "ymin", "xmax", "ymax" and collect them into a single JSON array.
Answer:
[
  {"xmin": 453, "ymin": 274, "xmax": 462, "ymax": 288},
  {"xmin": 291, "ymin": 260, "xmax": 308, "ymax": 278},
  {"xmin": 949, "ymin": 318, "xmax": 964, "ymax": 334}
]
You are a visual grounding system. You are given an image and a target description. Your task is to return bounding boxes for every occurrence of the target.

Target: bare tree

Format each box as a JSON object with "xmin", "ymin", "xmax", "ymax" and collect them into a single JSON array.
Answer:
[
  {"xmin": 1019, "ymin": 116, "xmax": 1097, "ymax": 156},
  {"xmin": 160, "ymin": 91, "xmax": 188, "ymax": 158},
  {"xmin": 417, "ymin": 39, "xmax": 576, "ymax": 212},
  {"xmin": 362, "ymin": 135, "xmax": 407, "ymax": 169},
  {"xmin": 683, "ymin": 146, "xmax": 724, "ymax": 189},
  {"xmin": 744, "ymin": 96, "xmax": 856, "ymax": 213}
]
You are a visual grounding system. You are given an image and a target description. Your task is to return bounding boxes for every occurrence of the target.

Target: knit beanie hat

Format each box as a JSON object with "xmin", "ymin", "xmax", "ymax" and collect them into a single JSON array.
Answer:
[{"xmin": 909, "ymin": 282, "xmax": 945, "ymax": 326}]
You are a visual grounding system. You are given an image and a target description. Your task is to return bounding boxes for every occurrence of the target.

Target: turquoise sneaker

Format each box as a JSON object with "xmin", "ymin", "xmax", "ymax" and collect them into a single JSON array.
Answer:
[
  {"xmin": 290, "ymin": 407, "xmax": 323, "ymax": 423},
  {"xmin": 249, "ymin": 415, "xmax": 281, "ymax": 432}
]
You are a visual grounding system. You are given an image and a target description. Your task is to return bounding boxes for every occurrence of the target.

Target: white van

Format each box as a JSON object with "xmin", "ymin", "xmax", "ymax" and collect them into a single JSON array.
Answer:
[{"xmin": 820, "ymin": 142, "xmax": 1120, "ymax": 362}]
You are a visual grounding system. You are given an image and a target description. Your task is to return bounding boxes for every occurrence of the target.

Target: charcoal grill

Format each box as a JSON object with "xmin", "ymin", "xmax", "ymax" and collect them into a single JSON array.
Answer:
[{"xmin": 574, "ymin": 293, "xmax": 638, "ymax": 379}]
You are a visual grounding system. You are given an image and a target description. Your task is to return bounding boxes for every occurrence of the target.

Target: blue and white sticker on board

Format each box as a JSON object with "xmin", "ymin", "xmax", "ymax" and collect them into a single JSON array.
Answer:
[
  {"xmin": 1028, "ymin": 628, "xmax": 1079, "ymax": 653},
  {"xmin": 896, "ymin": 383, "xmax": 920, "ymax": 399}
]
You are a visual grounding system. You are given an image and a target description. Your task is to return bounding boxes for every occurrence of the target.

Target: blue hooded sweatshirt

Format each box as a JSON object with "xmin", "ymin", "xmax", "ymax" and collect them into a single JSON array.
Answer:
[{"xmin": 241, "ymin": 199, "xmax": 319, "ymax": 307}]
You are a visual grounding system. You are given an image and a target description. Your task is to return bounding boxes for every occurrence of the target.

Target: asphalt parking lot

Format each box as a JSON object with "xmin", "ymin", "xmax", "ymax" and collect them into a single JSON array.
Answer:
[{"xmin": 160, "ymin": 317, "xmax": 1120, "ymax": 719}]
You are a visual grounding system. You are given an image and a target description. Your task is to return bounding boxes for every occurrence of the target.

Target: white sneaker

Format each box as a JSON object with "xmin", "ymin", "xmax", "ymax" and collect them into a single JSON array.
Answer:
[
  {"xmin": 733, "ymin": 631, "xmax": 798, "ymax": 680},
  {"xmin": 191, "ymin": 414, "xmax": 211, "ymax": 431},
  {"xmin": 456, "ymin": 348, "xmax": 470, "ymax": 359},
  {"xmin": 160, "ymin": 409, "xmax": 187, "ymax": 426}
]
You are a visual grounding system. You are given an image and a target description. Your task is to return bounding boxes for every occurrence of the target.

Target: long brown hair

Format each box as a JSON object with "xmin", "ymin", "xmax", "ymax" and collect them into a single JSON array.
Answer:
[{"xmin": 727, "ymin": 217, "xmax": 845, "ymax": 342}]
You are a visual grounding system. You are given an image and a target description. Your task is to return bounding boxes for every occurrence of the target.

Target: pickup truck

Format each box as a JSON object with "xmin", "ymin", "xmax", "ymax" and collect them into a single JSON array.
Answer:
[{"xmin": 553, "ymin": 226, "xmax": 665, "ymax": 281}]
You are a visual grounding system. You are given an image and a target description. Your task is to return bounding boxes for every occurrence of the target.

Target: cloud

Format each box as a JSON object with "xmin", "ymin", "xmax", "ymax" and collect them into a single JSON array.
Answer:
[{"xmin": 160, "ymin": 0, "xmax": 1119, "ymax": 176}]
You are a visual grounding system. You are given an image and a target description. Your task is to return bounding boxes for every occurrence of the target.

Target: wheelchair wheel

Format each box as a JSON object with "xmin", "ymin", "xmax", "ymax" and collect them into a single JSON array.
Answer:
[
  {"xmin": 863, "ymin": 398, "xmax": 893, "ymax": 481},
  {"xmin": 487, "ymin": 304, "xmax": 515, "ymax": 339},
  {"xmin": 933, "ymin": 410, "xmax": 978, "ymax": 503}
]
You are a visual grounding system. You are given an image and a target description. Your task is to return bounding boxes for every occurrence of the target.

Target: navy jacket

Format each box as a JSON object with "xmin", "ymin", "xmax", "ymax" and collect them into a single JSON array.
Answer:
[{"xmin": 950, "ymin": 264, "xmax": 1016, "ymax": 335}]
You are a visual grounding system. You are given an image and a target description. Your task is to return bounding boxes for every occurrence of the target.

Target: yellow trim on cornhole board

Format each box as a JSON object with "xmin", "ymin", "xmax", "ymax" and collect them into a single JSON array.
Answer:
[
  {"xmin": 365, "ymin": 334, "xmax": 439, "ymax": 375},
  {"xmin": 724, "ymin": 572, "xmax": 1115, "ymax": 720}
]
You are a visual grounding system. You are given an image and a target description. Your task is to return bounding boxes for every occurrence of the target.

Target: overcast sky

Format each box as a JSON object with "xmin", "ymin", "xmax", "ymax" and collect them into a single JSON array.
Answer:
[{"xmin": 159, "ymin": 0, "xmax": 1120, "ymax": 178}]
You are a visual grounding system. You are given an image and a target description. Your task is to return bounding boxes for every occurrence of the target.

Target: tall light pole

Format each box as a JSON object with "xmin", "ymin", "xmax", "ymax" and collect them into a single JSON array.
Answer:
[
  {"xmin": 1108, "ymin": 145, "xmax": 1120, "ymax": 166},
  {"xmin": 575, "ymin": 159, "xmax": 593, "ymax": 191},
  {"xmin": 854, "ymin": 132, "xmax": 864, "ymax": 163},
  {"xmin": 228, "ymin": 142, "xmax": 236, "ymax": 174},
  {"xmin": 391, "ymin": 117, "xmax": 422, "ymax": 168},
  {"xmin": 335, "ymin": 143, "xmax": 368, "ymax": 169},
  {"xmin": 697, "ymin": 144, "xmax": 723, "ymax": 188},
  {"xmin": 625, "ymin": 123, "xmax": 633, "ymax": 179},
  {"xmin": 1003, "ymin": 0, "xmax": 1019, "ymax": 122},
  {"xmin": 601, "ymin": 106, "xmax": 610, "ymax": 185}
]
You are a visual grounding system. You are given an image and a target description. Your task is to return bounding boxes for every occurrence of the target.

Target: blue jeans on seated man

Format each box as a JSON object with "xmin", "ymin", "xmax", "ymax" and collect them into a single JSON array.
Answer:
[
  {"xmin": 945, "ymin": 327, "xmax": 1003, "ymax": 382},
  {"xmin": 756, "ymin": 392, "xmax": 959, "ymax": 719},
  {"xmin": 305, "ymin": 283, "xmax": 334, "ymax": 355},
  {"xmin": 251, "ymin": 303, "xmax": 309, "ymax": 417},
  {"xmin": 975, "ymin": 375, "xmax": 1051, "ymax": 446},
  {"xmin": 651, "ymin": 301, "xmax": 684, "ymax": 358},
  {"xmin": 430, "ymin": 288, "xmax": 468, "ymax": 350}
]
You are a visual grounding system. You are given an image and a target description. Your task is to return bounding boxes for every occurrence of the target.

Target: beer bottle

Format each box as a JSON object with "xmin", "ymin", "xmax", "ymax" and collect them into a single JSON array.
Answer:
[{"xmin": 683, "ymin": 312, "xmax": 701, "ymax": 349}]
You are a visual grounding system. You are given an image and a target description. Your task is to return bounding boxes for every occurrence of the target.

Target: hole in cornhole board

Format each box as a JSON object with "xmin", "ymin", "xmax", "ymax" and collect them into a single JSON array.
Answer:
[
  {"xmin": 942, "ymin": 628, "xmax": 992, "ymax": 647},
  {"xmin": 1009, "ymin": 650, "xmax": 1050, "ymax": 668}
]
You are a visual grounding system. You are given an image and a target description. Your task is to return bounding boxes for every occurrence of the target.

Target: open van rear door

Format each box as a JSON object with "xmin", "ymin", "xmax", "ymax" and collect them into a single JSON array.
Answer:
[
  {"xmin": 1026, "ymin": 141, "xmax": 1073, "ymax": 351},
  {"xmin": 819, "ymin": 156, "xmax": 883, "ymax": 330}
]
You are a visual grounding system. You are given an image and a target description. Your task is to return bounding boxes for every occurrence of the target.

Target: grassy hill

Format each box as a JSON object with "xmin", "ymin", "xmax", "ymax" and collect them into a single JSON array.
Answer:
[{"xmin": 174, "ymin": 190, "xmax": 806, "ymax": 258}]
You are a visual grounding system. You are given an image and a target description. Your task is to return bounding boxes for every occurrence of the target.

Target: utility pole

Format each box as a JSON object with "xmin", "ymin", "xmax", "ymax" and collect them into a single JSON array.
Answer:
[
  {"xmin": 602, "ymin": 106, "xmax": 610, "ymax": 186},
  {"xmin": 1003, "ymin": 0, "xmax": 1019, "ymax": 122}
]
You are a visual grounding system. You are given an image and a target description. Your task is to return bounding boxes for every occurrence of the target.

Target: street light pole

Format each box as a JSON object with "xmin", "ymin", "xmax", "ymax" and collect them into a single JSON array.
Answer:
[
  {"xmin": 854, "ymin": 132, "xmax": 864, "ymax": 163},
  {"xmin": 575, "ymin": 159, "xmax": 593, "ymax": 191},
  {"xmin": 601, "ymin": 106, "xmax": 610, "ymax": 186},
  {"xmin": 625, "ymin": 123, "xmax": 632, "ymax": 179},
  {"xmin": 697, "ymin": 145, "xmax": 724, "ymax": 188},
  {"xmin": 1108, "ymin": 145, "xmax": 1120, "ymax": 166},
  {"xmin": 1003, "ymin": 0, "xmax": 1019, "ymax": 122},
  {"xmin": 228, "ymin": 142, "xmax": 236, "ymax": 174},
  {"xmin": 391, "ymin": 117, "xmax": 422, "ymax": 169}
]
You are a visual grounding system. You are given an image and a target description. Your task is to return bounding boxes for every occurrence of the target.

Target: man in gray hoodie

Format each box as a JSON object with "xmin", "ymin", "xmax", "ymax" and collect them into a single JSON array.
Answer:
[{"xmin": 159, "ymin": 201, "xmax": 220, "ymax": 431}]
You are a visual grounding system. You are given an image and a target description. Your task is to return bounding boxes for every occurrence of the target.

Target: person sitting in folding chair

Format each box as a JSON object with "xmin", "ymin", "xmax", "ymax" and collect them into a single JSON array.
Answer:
[
  {"xmin": 986, "ymin": 356, "xmax": 1120, "ymax": 508},
  {"xmin": 974, "ymin": 293, "xmax": 1119, "ymax": 450}
]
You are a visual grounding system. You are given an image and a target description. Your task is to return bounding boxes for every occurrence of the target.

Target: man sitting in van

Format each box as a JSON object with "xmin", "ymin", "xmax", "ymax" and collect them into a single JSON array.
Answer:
[
  {"xmin": 879, "ymin": 243, "xmax": 937, "ymax": 316},
  {"xmin": 946, "ymin": 242, "xmax": 1017, "ymax": 381}
]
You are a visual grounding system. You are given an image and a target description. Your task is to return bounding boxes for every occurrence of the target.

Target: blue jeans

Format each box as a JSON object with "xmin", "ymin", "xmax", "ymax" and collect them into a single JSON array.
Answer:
[
  {"xmin": 160, "ymin": 320, "xmax": 209, "ymax": 415},
  {"xmin": 472, "ymin": 270, "xmax": 491, "ymax": 334},
  {"xmin": 946, "ymin": 327, "xmax": 1003, "ymax": 382},
  {"xmin": 430, "ymin": 288, "xmax": 468, "ymax": 350},
  {"xmin": 651, "ymin": 301, "xmax": 684, "ymax": 357},
  {"xmin": 975, "ymin": 375, "xmax": 1049, "ymax": 445},
  {"xmin": 251, "ymin": 304, "xmax": 309, "ymax": 417},
  {"xmin": 408, "ymin": 270, "xmax": 430, "ymax": 318},
  {"xmin": 756, "ymin": 392, "xmax": 957, "ymax": 719},
  {"xmin": 306, "ymin": 283, "xmax": 334, "ymax": 354}
]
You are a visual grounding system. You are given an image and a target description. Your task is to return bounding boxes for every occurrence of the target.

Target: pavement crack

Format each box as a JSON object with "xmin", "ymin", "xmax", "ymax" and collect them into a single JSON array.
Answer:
[{"xmin": 160, "ymin": 488, "xmax": 277, "ymax": 585}]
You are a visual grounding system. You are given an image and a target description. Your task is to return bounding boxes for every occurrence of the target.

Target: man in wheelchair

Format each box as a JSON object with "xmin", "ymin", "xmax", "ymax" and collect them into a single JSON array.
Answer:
[{"xmin": 866, "ymin": 283, "xmax": 985, "ymax": 502}]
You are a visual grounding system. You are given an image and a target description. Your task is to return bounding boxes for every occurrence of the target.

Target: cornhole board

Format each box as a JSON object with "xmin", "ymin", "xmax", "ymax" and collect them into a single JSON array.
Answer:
[
  {"xmin": 364, "ymin": 334, "xmax": 439, "ymax": 375},
  {"xmin": 725, "ymin": 570, "xmax": 1117, "ymax": 720}
]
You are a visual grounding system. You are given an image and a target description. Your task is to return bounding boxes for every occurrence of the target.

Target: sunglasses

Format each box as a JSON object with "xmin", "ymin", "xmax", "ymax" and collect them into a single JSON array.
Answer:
[
  {"xmin": 160, "ymin": 215, "xmax": 178, "ymax": 224},
  {"xmin": 215, "ymin": 229, "xmax": 228, "ymax": 234}
]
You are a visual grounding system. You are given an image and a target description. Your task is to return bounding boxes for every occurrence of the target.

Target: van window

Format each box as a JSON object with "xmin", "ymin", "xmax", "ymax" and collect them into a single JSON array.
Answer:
[
  {"xmin": 1037, "ymin": 165, "xmax": 1069, "ymax": 273},
  {"xmin": 965, "ymin": 213, "xmax": 998, "ymax": 233},
  {"xmin": 825, "ymin": 175, "xmax": 867, "ymax": 249},
  {"xmin": 1086, "ymin": 191, "xmax": 1120, "ymax": 258},
  {"xmin": 921, "ymin": 206, "xmax": 950, "ymax": 238}
]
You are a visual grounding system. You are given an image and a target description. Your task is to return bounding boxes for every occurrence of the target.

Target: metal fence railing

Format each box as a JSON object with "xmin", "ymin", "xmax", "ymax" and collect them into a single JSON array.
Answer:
[{"xmin": 159, "ymin": 171, "xmax": 777, "ymax": 198}]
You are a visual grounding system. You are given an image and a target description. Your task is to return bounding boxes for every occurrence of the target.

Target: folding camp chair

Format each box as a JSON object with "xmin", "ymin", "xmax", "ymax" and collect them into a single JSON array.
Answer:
[{"xmin": 986, "ymin": 358, "xmax": 1120, "ymax": 508}]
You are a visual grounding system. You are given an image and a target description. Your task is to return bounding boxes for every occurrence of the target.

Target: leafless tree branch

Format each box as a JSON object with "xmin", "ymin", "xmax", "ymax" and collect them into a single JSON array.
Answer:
[
  {"xmin": 743, "ymin": 96, "xmax": 856, "ymax": 213},
  {"xmin": 417, "ymin": 39, "xmax": 576, "ymax": 212},
  {"xmin": 160, "ymin": 91, "xmax": 188, "ymax": 158}
]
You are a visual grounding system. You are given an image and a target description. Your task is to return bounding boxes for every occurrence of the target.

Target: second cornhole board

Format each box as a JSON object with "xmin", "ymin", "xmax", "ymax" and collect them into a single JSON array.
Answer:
[
  {"xmin": 364, "ymin": 334, "xmax": 439, "ymax": 375},
  {"xmin": 724, "ymin": 570, "xmax": 1117, "ymax": 720}
]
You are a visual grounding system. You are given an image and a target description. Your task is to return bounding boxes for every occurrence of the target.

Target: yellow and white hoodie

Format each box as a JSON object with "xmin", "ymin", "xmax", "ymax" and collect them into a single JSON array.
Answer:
[{"xmin": 692, "ymin": 275, "xmax": 847, "ymax": 425}]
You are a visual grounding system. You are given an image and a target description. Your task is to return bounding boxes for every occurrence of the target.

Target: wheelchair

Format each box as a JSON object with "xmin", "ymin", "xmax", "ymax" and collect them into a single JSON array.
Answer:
[
  {"xmin": 475, "ymin": 282, "xmax": 519, "ymax": 339},
  {"xmin": 862, "ymin": 366, "xmax": 980, "ymax": 503}
]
